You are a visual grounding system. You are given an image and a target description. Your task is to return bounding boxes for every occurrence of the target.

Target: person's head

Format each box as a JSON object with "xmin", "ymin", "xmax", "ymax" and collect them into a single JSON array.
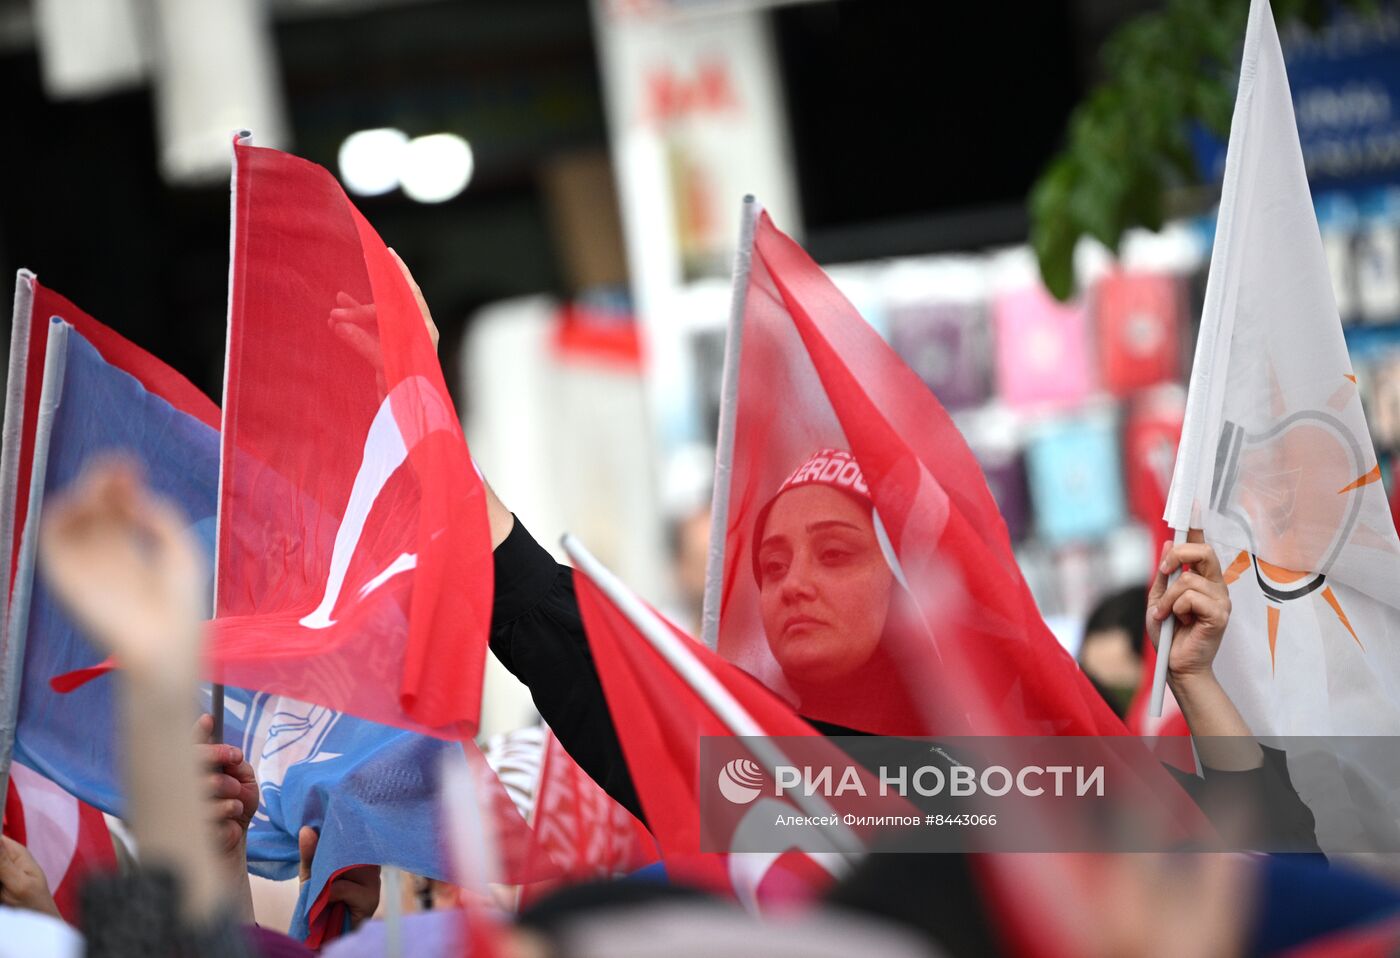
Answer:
[
  {"xmin": 668, "ymin": 504, "xmax": 712, "ymax": 632},
  {"xmin": 1078, "ymin": 585, "xmax": 1148, "ymax": 716},
  {"xmin": 752, "ymin": 450, "xmax": 895, "ymax": 686}
]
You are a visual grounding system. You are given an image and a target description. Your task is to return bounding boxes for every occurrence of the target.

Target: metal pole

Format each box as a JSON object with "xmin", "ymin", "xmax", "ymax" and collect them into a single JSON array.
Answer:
[
  {"xmin": 211, "ymin": 130, "xmax": 254, "ymax": 744},
  {"xmin": 0, "ymin": 320, "xmax": 69, "ymax": 801},
  {"xmin": 700, "ymin": 196, "xmax": 760, "ymax": 651},
  {"xmin": 1149, "ymin": 526, "xmax": 1188, "ymax": 717}
]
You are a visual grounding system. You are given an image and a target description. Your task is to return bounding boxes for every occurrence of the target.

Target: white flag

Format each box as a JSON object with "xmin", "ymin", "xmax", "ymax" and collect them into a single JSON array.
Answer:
[{"xmin": 1166, "ymin": 0, "xmax": 1400, "ymax": 854}]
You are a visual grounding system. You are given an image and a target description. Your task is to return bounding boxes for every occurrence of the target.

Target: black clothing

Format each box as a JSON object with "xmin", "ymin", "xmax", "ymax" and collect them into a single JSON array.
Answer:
[
  {"xmin": 492, "ymin": 517, "xmax": 644, "ymax": 819},
  {"xmin": 80, "ymin": 868, "xmax": 253, "ymax": 958},
  {"xmin": 490, "ymin": 518, "xmax": 1320, "ymax": 855}
]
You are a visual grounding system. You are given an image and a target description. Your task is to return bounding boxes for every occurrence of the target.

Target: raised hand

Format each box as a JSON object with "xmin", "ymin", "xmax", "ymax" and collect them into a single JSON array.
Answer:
[
  {"xmin": 389, "ymin": 249, "xmax": 439, "ymax": 350},
  {"xmin": 326, "ymin": 249, "xmax": 439, "ymax": 390},
  {"xmin": 1147, "ymin": 532, "xmax": 1259, "ymax": 764},
  {"xmin": 193, "ymin": 714, "xmax": 257, "ymax": 857},
  {"xmin": 1147, "ymin": 533, "xmax": 1232, "ymax": 683},
  {"xmin": 38, "ymin": 457, "xmax": 205, "ymax": 683},
  {"xmin": 328, "ymin": 288, "xmax": 388, "ymax": 398}
]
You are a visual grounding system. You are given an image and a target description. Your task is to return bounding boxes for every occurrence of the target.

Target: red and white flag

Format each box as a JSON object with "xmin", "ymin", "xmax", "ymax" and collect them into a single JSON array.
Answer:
[
  {"xmin": 3, "ymin": 761, "xmax": 116, "ymax": 922},
  {"xmin": 518, "ymin": 729, "xmax": 656, "ymax": 906},
  {"xmin": 211, "ymin": 138, "xmax": 493, "ymax": 738},
  {"xmin": 704, "ymin": 203, "xmax": 1124, "ymax": 738}
]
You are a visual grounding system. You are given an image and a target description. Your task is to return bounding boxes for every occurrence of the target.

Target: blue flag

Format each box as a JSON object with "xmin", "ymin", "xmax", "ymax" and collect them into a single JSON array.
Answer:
[
  {"xmin": 14, "ymin": 325, "xmax": 457, "ymax": 939},
  {"xmin": 15, "ymin": 325, "xmax": 221, "ymax": 812},
  {"xmin": 222, "ymin": 688, "xmax": 456, "ymax": 940}
]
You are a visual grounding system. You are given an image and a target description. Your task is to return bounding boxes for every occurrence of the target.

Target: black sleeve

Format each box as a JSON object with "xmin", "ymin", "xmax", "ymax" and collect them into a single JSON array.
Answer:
[
  {"xmin": 491, "ymin": 517, "xmax": 644, "ymax": 821},
  {"xmin": 1167, "ymin": 745, "xmax": 1323, "ymax": 857},
  {"xmin": 80, "ymin": 868, "xmax": 254, "ymax": 958}
]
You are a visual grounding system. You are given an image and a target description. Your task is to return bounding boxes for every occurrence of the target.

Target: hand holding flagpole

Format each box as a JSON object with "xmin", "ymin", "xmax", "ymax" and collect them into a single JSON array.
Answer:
[{"xmin": 1148, "ymin": 528, "xmax": 1187, "ymax": 717}]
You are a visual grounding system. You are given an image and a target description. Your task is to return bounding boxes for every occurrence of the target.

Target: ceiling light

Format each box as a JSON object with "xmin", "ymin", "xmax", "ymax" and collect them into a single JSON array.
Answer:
[
  {"xmin": 338, "ymin": 127, "xmax": 408, "ymax": 197},
  {"xmin": 399, "ymin": 133, "xmax": 473, "ymax": 204}
]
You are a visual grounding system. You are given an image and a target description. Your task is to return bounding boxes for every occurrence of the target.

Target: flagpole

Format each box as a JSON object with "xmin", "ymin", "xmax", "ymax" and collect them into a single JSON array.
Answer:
[
  {"xmin": 0, "ymin": 320, "xmax": 69, "ymax": 803},
  {"xmin": 211, "ymin": 131, "xmax": 254, "ymax": 745},
  {"xmin": 442, "ymin": 746, "xmax": 504, "ymax": 952},
  {"xmin": 382, "ymin": 865, "xmax": 402, "ymax": 958},
  {"xmin": 442, "ymin": 747, "xmax": 500, "ymax": 892},
  {"xmin": 0, "ymin": 271, "xmax": 36, "ymax": 644},
  {"xmin": 1148, "ymin": 526, "xmax": 1188, "ymax": 717},
  {"xmin": 563, "ymin": 532, "xmax": 864, "ymax": 857},
  {"xmin": 701, "ymin": 196, "xmax": 760, "ymax": 651}
]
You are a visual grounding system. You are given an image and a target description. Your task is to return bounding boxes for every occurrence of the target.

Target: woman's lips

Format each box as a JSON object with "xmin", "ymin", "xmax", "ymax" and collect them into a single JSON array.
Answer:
[{"xmin": 781, "ymin": 614, "xmax": 828, "ymax": 638}]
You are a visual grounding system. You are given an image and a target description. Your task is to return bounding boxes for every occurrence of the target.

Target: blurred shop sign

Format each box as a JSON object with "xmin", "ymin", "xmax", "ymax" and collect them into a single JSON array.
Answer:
[
  {"xmin": 1194, "ymin": 9, "xmax": 1400, "ymax": 190},
  {"xmin": 641, "ymin": 61, "xmax": 741, "ymax": 126},
  {"xmin": 597, "ymin": 6, "xmax": 798, "ymax": 281},
  {"xmin": 593, "ymin": 0, "xmax": 802, "ymax": 510}
]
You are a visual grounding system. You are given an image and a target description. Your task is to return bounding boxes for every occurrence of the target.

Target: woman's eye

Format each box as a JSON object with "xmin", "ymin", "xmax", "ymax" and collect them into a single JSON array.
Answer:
[
  {"xmin": 760, "ymin": 558, "xmax": 788, "ymax": 580},
  {"xmin": 819, "ymin": 548, "xmax": 853, "ymax": 564}
]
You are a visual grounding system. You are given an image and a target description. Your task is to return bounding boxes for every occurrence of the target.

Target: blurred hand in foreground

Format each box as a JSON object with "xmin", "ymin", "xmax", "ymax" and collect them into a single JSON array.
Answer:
[
  {"xmin": 38, "ymin": 456, "xmax": 205, "ymax": 685},
  {"xmin": 299, "ymin": 825, "xmax": 381, "ymax": 928},
  {"xmin": 0, "ymin": 835, "xmax": 61, "ymax": 920}
]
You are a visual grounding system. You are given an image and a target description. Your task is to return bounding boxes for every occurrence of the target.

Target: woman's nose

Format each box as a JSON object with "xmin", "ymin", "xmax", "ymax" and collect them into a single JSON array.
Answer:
[{"xmin": 780, "ymin": 552, "xmax": 818, "ymax": 601}]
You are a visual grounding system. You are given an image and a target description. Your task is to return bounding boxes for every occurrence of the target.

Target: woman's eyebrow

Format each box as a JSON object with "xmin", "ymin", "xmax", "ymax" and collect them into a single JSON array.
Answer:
[
  {"xmin": 805, "ymin": 520, "xmax": 862, "ymax": 533},
  {"xmin": 758, "ymin": 534, "xmax": 791, "ymax": 552}
]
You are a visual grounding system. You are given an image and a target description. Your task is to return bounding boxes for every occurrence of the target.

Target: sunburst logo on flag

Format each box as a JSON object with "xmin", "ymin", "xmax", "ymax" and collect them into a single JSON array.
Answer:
[{"xmin": 1211, "ymin": 374, "xmax": 1383, "ymax": 671}]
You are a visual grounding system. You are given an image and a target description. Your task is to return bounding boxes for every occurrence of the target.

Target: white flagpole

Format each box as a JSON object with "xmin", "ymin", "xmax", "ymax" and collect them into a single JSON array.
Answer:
[
  {"xmin": 0, "ymin": 320, "xmax": 69, "ymax": 802},
  {"xmin": 211, "ymin": 130, "xmax": 254, "ymax": 744},
  {"xmin": 442, "ymin": 747, "xmax": 500, "ymax": 893},
  {"xmin": 381, "ymin": 865, "xmax": 403, "ymax": 958},
  {"xmin": 701, "ymin": 196, "xmax": 761, "ymax": 651},
  {"xmin": 1149, "ymin": 526, "xmax": 1188, "ymax": 717},
  {"xmin": 0, "ymin": 271, "xmax": 37, "ymax": 645},
  {"xmin": 562, "ymin": 532, "xmax": 864, "ymax": 856}
]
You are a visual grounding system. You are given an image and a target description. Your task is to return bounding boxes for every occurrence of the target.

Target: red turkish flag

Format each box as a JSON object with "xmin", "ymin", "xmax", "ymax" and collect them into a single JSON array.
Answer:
[
  {"xmin": 700, "ymin": 209, "xmax": 1213, "ymax": 956},
  {"xmin": 711, "ymin": 206, "xmax": 1124, "ymax": 737},
  {"xmin": 210, "ymin": 140, "xmax": 492, "ymax": 738}
]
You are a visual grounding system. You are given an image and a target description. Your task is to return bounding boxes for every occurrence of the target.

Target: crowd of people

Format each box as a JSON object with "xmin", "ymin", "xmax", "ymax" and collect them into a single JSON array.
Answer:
[{"xmin": 5, "ymin": 257, "xmax": 1400, "ymax": 958}]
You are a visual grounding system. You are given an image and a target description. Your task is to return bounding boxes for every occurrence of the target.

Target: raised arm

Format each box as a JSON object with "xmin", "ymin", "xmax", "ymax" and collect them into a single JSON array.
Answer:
[
  {"xmin": 393, "ymin": 253, "xmax": 636, "ymax": 818},
  {"xmin": 38, "ymin": 459, "xmax": 233, "ymax": 924},
  {"xmin": 384, "ymin": 251, "xmax": 515, "ymax": 550},
  {"xmin": 1147, "ymin": 533, "xmax": 1261, "ymax": 770}
]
